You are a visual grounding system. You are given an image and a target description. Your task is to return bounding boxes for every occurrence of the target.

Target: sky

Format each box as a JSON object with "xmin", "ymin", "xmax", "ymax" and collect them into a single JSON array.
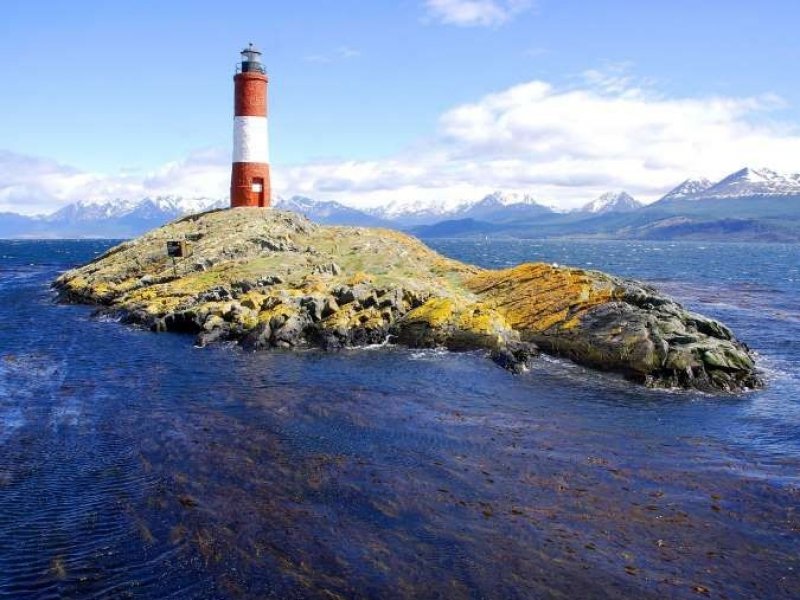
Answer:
[{"xmin": 2, "ymin": 0, "xmax": 800, "ymax": 215}]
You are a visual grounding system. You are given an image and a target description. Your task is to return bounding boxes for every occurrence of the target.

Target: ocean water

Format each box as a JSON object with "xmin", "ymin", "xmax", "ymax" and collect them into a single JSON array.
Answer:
[{"xmin": 0, "ymin": 238, "xmax": 798, "ymax": 599}]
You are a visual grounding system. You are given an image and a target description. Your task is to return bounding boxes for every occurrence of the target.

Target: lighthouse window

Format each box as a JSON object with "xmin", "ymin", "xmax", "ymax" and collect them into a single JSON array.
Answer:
[{"xmin": 251, "ymin": 182, "xmax": 263, "ymax": 193}]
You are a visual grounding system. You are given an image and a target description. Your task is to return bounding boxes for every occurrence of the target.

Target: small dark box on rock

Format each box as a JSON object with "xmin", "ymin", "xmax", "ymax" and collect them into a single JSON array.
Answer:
[{"xmin": 166, "ymin": 240, "xmax": 191, "ymax": 258}]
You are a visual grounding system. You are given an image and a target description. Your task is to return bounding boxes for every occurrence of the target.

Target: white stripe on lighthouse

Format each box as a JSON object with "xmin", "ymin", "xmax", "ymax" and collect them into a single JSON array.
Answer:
[{"xmin": 233, "ymin": 116, "xmax": 269, "ymax": 163}]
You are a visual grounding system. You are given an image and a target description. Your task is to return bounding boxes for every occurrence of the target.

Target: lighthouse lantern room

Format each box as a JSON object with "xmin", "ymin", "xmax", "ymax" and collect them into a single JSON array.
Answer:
[{"xmin": 230, "ymin": 43, "xmax": 271, "ymax": 208}]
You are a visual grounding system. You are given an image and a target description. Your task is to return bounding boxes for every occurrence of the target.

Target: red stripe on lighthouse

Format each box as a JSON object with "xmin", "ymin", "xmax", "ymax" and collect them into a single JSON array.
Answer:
[
  {"xmin": 234, "ymin": 72, "xmax": 268, "ymax": 116},
  {"xmin": 231, "ymin": 163, "xmax": 271, "ymax": 209}
]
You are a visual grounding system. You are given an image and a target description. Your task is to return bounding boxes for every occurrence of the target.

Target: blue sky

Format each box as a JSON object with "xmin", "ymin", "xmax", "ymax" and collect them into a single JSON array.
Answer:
[{"xmin": 2, "ymin": 0, "xmax": 800, "ymax": 213}]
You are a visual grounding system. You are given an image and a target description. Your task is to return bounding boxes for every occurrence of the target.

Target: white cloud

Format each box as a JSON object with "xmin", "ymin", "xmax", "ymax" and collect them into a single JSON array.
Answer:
[
  {"xmin": 276, "ymin": 75, "xmax": 800, "ymax": 209},
  {"xmin": 303, "ymin": 46, "xmax": 361, "ymax": 64},
  {"xmin": 3, "ymin": 72, "xmax": 800, "ymax": 215},
  {"xmin": 0, "ymin": 149, "xmax": 230, "ymax": 215},
  {"xmin": 424, "ymin": 0, "xmax": 533, "ymax": 27}
]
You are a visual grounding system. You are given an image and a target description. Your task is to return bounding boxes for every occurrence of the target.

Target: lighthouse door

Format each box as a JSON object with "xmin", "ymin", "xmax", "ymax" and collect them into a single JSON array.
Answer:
[{"xmin": 251, "ymin": 178, "xmax": 265, "ymax": 207}]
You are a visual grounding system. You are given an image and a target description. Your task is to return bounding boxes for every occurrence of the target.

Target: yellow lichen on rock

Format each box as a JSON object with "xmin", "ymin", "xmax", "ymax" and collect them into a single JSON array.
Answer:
[
  {"xmin": 467, "ymin": 263, "xmax": 619, "ymax": 335},
  {"xmin": 239, "ymin": 291, "xmax": 267, "ymax": 311},
  {"xmin": 346, "ymin": 272, "xmax": 372, "ymax": 286},
  {"xmin": 397, "ymin": 296, "xmax": 516, "ymax": 351},
  {"xmin": 257, "ymin": 300, "xmax": 296, "ymax": 325},
  {"xmin": 404, "ymin": 298, "xmax": 459, "ymax": 328},
  {"xmin": 121, "ymin": 285, "xmax": 187, "ymax": 317},
  {"xmin": 457, "ymin": 305, "xmax": 507, "ymax": 335}
]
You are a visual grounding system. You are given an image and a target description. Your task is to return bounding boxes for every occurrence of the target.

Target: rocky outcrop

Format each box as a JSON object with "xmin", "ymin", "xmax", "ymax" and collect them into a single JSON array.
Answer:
[
  {"xmin": 467, "ymin": 264, "xmax": 760, "ymax": 391},
  {"xmin": 53, "ymin": 208, "xmax": 761, "ymax": 392}
]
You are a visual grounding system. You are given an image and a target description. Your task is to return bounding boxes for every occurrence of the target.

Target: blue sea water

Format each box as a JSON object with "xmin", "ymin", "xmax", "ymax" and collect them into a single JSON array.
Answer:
[{"xmin": 0, "ymin": 238, "xmax": 798, "ymax": 599}]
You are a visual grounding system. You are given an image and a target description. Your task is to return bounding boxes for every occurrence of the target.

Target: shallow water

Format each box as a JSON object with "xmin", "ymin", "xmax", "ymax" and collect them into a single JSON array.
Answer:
[{"xmin": 0, "ymin": 238, "xmax": 798, "ymax": 599}]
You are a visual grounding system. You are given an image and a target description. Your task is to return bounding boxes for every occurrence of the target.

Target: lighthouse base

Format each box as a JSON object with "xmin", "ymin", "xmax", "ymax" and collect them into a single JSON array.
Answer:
[{"xmin": 231, "ymin": 162, "xmax": 271, "ymax": 208}]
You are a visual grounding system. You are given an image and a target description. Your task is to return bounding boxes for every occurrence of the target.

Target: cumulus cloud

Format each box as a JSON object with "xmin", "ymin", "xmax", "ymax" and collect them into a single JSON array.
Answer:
[
  {"xmin": 0, "ymin": 149, "xmax": 230, "ymax": 215},
  {"xmin": 424, "ymin": 0, "xmax": 534, "ymax": 27},
  {"xmin": 0, "ymin": 152, "xmax": 99, "ymax": 215},
  {"xmin": 276, "ymin": 75, "xmax": 800, "ymax": 209},
  {"xmin": 3, "ymin": 72, "xmax": 800, "ymax": 214},
  {"xmin": 303, "ymin": 46, "xmax": 361, "ymax": 64}
]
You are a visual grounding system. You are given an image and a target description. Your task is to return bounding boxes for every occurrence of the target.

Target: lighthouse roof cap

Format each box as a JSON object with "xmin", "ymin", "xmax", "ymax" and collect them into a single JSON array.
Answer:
[{"xmin": 241, "ymin": 43, "xmax": 262, "ymax": 56}]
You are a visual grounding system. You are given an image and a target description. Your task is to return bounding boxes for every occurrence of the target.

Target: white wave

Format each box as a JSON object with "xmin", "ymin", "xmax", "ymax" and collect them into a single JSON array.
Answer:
[
  {"xmin": 356, "ymin": 335, "xmax": 397, "ymax": 351},
  {"xmin": 408, "ymin": 348, "xmax": 452, "ymax": 361}
]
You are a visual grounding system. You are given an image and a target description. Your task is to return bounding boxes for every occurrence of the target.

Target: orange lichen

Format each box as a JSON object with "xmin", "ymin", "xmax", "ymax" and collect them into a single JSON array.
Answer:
[
  {"xmin": 404, "ymin": 298, "xmax": 459, "ymax": 328},
  {"xmin": 347, "ymin": 272, "xmax": 373, "ymax": 286},
  {"xmin": 301, "ymin": 276, "xmax": 329, "ymax": 294},
  {"xmin": 467, "ymin": 263, "xmax": 619, "ymax": 334}
]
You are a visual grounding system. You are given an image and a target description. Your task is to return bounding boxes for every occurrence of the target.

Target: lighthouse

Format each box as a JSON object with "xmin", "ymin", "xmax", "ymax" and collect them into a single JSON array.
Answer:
[{"xmin": 230, "ymin": 44, "xmax": 271, "ymax": 208}]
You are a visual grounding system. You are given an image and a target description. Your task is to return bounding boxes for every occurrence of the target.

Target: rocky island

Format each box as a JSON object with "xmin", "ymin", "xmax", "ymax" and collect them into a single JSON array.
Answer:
[{"xmin": 54, "ymin": 208, "xmax": 761, "ymax": 392}]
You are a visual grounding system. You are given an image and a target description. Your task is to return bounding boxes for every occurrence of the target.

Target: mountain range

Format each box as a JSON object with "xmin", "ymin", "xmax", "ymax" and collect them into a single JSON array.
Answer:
[
  {"xmin": 1, "ymin": 167, "xmax": 798, "ymax": 241},
  {"xmin": 410, "ymin": 168, "xmax": 800, "ymax": 242},
  {"xmin": 365, "ymin": 191, "xmax": 554, "ymax": 227},
  {"xmin": 0, "ymin": 196, "xmax": 384, "ymax": 239}
]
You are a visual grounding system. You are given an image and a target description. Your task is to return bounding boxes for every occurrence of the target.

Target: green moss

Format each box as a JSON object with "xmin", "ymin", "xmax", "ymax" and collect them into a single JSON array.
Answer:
[{"xmin": 171, "ymin": 270, "xmax": 223, "ymax": 294}]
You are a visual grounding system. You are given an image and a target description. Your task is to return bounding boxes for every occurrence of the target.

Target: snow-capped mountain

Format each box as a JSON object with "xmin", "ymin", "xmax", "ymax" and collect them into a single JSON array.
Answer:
[
  {"xmin": 459, "ymin": 191, "xmax": 553, "ymax": 223},
  {"xmin": 368, "ymin": 191, "xmax": 552, "ymax": 226},
  {"xmin": 6, "ymin": 191, "xmax": 555, "ymax": 235},
  {"xmin": 657, "ymin": 178, "xmax": 714, "ymax": 202},
  {"xmin": 1, "ymin": 167, "xmax": 798, "ymax": 240},
  {"xmin": 276, "ymin": 196, "xmax": 388, "ymax": 227},
  {"xmin": 19, "ymin": 195, "xmax": 226, "ymax": 237},
  {"xmin": 580, "ymin": 191, "xmax": 642, "ymax": 214},
  {"xmin": 471, "ymin": 191, "xmax": 544, "ymax": 208},
  {"xmin": 0, "ymin": 195, "xmax": 385, "ymax": 238},
  {"xmin": 701, "ymin": 168, "xmax": 800, "ymax": 199},
  {"xmin": 658, "ymin": 169, "xmax": 800, "ymax": 204},
  {"xmin": 46, "ymin": 196, "xmax": 226, "ymax": 223},
  {"xmin": 46, "ymin": 195, "xmax": 385, "ymax": 226},
  {"xmin": 367, "ymin": 196, "xmax": 480, "ymax": 227},
  {"xmin": 369, "ymin": 197, "xmax": 468, "ymax": 221}
]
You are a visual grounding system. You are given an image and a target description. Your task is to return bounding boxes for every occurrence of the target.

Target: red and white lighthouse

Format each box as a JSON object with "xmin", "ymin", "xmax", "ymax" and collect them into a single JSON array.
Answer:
[{"xmin": 230, "ymin": 43, "xmax": 271, "ymax": 208}]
